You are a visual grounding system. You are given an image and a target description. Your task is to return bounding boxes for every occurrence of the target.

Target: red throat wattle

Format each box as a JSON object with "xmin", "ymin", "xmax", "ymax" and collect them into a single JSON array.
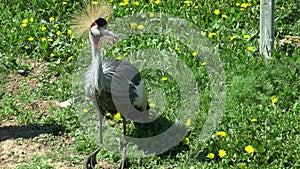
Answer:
[
  {"xmin": 92, "ymin": 35, "xmax": 100, "ymax": 50},
  {"xmin": 94, "ymin": 42, "xmax": 100, "ymax": 50}
]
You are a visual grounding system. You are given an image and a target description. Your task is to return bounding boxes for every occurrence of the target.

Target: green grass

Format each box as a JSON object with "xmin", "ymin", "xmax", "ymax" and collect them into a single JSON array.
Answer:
[{"xmin": 0, "ymin": 0, "xmax": 299, "ymax": 168}]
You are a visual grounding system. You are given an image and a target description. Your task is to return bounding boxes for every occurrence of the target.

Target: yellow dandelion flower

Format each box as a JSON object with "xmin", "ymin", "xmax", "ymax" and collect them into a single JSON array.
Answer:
[
  {"xmin": 216, "ymin": 131, "xmax": 227, "ymax": 137},
  {"xmin": 134, "ymin": 1, "xmax": 139, "ymax": 6},
  {"xmin": 236, "ymin": 3, "xmax": 241, "ymax": 6},
  {"xmin": 161, "ymin": 77, "xmax": 168, "ymax": 81},
  {"xmin": 28, "ymin": 37, "xmax": 34, "ymax": 41},
  {"xmin": 119, "ymin": 2, "xmax": 126, "ymax": 6},
  {"xmin": 154, "ymin": 0, "xmax": 161, "ymax": 5},
  {"xmin": 50, "ymin": 53, "xmax": 55, "ymax": 57},
  {"xmin": 240, "ymin": 162, "xmax": 247, "ymax": 168},
  {"xmin": 41, "ymin": 26, "xmax": 47, "ymax": 31},
  {"xmin": 241, "ymin": 3, "xmax": 250, "ymax": 8},
  {"xmin": 63, "ymin": 1, "xmax": 68, "ymax": 5},
  {"xmin": 114, "ymin": 112, "xmax": 122, "ymax": 119},
  {"xmin": 119, "ymin": 1, "xmax": 129, "ymax": 6},
  {"xmin": 149, "ymin": 13, "xmax": 155, "ymax": 17},
  {"xmin": 83, "ymin": 108, "xmax": 89, "ymax": 113},
  {"xmin": 49, "ymin": 17, "xmax": 55, "ymax": 22},
  {"xmin": 56, "ymin": 31, "xmax": 61, "ymax": 36},
  {"xmin": 243, "ymin": 34, "xmax": 251, "ymax": 39},
  {"xmin": 80, "ymin": 43, "xmax": 84, "ymax": 47},
  {"xmin": 137, "ymin": 24, "xmax": 144, "ymax": 30},
  {"xmin": 182, "ymin": 137, "xmax": 189, "ymax": 144},
  {"xmin": 29, "ymin": 17, "xmax": 34, "ymax": 22},
  {"xmin": 272, "ymin": 96, "xmax": 277, "ymax": 104},
  {"xmin": 192, "ymin": 51, "xmax": 198, "ymax": 57},
  {"xmin": 41, "ymin": 37, "xmax": 46, "ymax": 42},
  {"xmin": 22, "ymin": 19, "xmax": 28, "ymax": 24},
  {"xmin": 201, "ymin": 62, "xmax": 207, "ymax": 66},
  {"xmin": 284, "ymin": 35, "xmax": 291, "ymax": 39},
  {"xmin": 231, "ymin": 35, "xmax": 237, "ymax": 40},
  {"xmin": 116, "ymin": 56, "xmax": 122, "ymax": 60},
  {"xmin": 207, "ymin": 153, "xmax": 215, "ymax": 159},
  {"xmin": 22, "ymin": 23, "xmax": 27, "ymax": 27},
  {"xmin": 184, "ymin": 1, "xmax": 192, "ymax": 5},
  {"xmin": 91, "ymin": 1, "xmax": 98, "ymax": 5},
  {"xmin": 67, "ymin": 56, "xmax": 73, "ymax": 62},
  {"xmin": 194, "ymin": 6, "xmax": 199, "ymax": 9},
  {"xmin": 149, "ymin": 103, "xmax": 156, "ymax": 108},
  {"xmin": 214, "ymin": 9, "xmax": 220, "ymax": 15},
  {"xmin": 251, "ymin": 118, "xmax": 257, "ymax": 123},
  {"xmin": 67, "ymin": 29, "xmax": 73, "ymax": 35},
  {"xmin": 130, "ymin": 22, "xmax": 137, "ymax": 29},
  {"xmin": 208, "ymin": 32, "xmax": 216, "ymax": 38},
  {"xmin": 186, "ymin": 119, "xmax": 192, "ymax": 126},
  {"xmin": 218, "ymin": 149, "xmax": 227, "ymax": 158},
  {"xmin": 245, "ymin": 145, "xmax": 255, "ymax": 154},
  {"xmin": 240, "ymin": 8, "xmax": 245, "ymax": 11},
  {"xmin": 175, "ymin": 47, "xmax": 180, "ymax": 51},
  {"xmin": 123, "ymin": 52, "xmax": 128, "ymax": 56},
  {"xmin": 222, "ymin": 14, "xmax": 228, "ymax": 19},
  {"xmin": 202, "ymin": 32, "xmax": 207, "ymax": 36},
  {"xmin": 48, "ymin": 38, "xmax": 53, "ymax": 42},
  {"xmin": 247, "ymin": 46, "xmax": 253, "ymax": 51}
]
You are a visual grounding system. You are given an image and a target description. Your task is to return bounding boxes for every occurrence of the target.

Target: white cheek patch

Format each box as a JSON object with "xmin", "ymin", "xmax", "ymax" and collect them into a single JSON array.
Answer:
[{"xmin": 91, "ymin": 26, "xmax": 100, "ymax": 35}]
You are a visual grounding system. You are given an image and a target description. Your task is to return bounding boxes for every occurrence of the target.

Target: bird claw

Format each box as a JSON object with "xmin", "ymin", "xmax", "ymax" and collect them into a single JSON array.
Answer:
[
  {"xmin": 85, "ymin": 149, "xmax": 100, "ymax": 169},
  {"xmin": 119, "ymin": 157, "xmax": 130, "ymax": 169}
]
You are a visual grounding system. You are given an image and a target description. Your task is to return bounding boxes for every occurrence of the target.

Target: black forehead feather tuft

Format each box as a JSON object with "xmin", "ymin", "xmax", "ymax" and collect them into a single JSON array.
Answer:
[{"xmin": 93, "ymin": 18, "xmax": 107, "ymax": 27}]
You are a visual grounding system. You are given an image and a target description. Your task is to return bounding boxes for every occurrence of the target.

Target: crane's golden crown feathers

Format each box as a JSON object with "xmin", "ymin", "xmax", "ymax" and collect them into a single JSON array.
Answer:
[{"xmin": 71, "ymin": 1, "xmax": 113, "ymax": 37}]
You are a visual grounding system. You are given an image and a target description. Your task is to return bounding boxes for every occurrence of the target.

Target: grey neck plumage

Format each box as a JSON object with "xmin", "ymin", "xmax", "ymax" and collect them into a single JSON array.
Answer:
[{"xmin": 89, "ymin": 31, "xmax": 104, "ymax": 92}]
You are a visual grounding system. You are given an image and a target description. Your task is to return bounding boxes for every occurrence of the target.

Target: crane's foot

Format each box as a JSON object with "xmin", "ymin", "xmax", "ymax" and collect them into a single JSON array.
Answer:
[
  {"xmin": 85, "ymin": 148, "xmax": 100, "ymax": 169},
  {"xmin": 119, "ymin": 157, "xmax": 130, "ymax": 169}
]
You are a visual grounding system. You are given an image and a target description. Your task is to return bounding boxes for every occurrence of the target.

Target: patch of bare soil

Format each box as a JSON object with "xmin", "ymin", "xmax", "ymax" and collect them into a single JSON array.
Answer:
[
  {"xmin": 2, "ymin": 59, "xmax": 56, "ymax": 96},
  {"xmin": 2, "ymin": 73, "xmax": 23, "ymax": 96},
  {"xmin": 22, "ymin": 100, "xmax": 56, "ymax": 117},
  {"xmin": 0, "ymin": 134, "xmax": 83, "ymax": 169},
  {"xmin": 1, "ymin": 59, "xmax": 58, "ymax": 117},
  {"xmin": 0, "ymin": 59, "xmax": 86, "ymax": 168}
]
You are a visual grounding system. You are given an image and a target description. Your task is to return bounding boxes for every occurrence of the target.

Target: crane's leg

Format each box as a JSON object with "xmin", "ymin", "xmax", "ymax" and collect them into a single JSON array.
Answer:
[
  {"xmin": 119, "ymin": 117, "xmax": 129, "ymax": 169},
  {"xmin": 85, "ymin": 109, "xmax": 103, "ymax": 169}
]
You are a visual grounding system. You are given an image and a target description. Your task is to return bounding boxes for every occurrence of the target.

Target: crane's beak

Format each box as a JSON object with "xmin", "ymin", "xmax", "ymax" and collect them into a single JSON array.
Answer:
[
  {"xmin": 100, "ymin": 27, "xmax": 119, "ymax": 43},
  {"xmin": 100, "ymin": 27, "xmax": 115, "ymax": 36}
]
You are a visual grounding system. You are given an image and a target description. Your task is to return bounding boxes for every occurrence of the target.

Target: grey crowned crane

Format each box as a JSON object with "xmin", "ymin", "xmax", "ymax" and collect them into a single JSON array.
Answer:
[{"xmin": 84, "ymin": 18, "xmax": 149, "ymax": 169}]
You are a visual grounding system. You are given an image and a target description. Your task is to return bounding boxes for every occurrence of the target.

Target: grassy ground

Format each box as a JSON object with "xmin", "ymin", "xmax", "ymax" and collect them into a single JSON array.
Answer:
[{"xmin": 0, "ymin": 0, "xmax": 299, "ymax": 168}]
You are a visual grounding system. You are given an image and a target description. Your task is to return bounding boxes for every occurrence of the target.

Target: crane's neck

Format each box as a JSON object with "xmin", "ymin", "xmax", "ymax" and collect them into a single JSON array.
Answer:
[{"xmin": 89, "ymin": 32, "xmax": 104, "ymax": 91}]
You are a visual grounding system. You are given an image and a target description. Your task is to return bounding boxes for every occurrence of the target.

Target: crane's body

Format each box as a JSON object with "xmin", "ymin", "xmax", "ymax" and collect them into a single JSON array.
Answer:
[
  {"xmin": 84, "ymin": 18, "xmax": 149, "ymax": 169},
  {"xmin": 85, "ymin": 59, "xmax": 148, "ymax": 115}
]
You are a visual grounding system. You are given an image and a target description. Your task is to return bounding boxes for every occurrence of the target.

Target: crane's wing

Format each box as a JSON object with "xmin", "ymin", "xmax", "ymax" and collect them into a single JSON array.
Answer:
[{"xmin": 101, "ymin": 60, "xmax": 149, "ymax": 120}]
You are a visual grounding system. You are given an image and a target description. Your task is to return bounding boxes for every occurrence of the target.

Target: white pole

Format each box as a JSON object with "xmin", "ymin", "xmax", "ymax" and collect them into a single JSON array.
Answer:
[{"xmin": 260, "ymin": 0, "xmax": 275, "ymax": 58}]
